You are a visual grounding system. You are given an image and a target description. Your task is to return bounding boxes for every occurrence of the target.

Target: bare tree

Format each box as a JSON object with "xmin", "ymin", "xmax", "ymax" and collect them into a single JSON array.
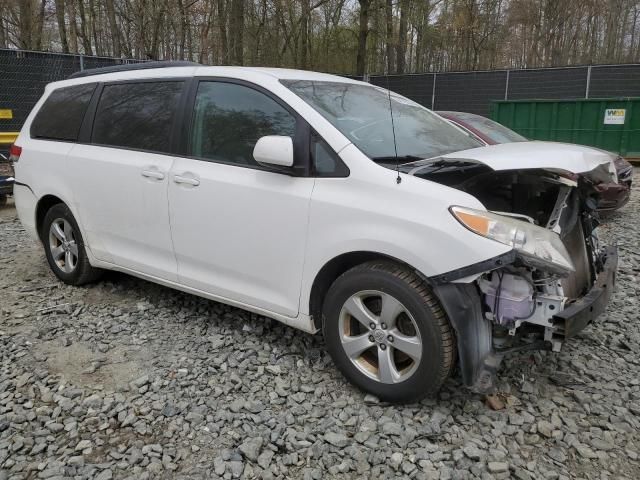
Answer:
[
  {"xmin": 356, "ymin": 0, "xmax": 371, "ymax": 76},
  {"xmin": 105, "ymin": 0, "xmax": 120, "ymax": 56},
  {"xmin": 396, "ymin": 0, "xmax": 409, "ymax": 72},
  {"xmin": 230, "ymin": 0, "xmax": 244, "ymax": 64},
  {"xmin": 2, "ymin": 0, "xmax": 639, "ymax": 75},
  {"xmin": 385, "ymin": 0, "xmax": 393, "ymax": 73}
]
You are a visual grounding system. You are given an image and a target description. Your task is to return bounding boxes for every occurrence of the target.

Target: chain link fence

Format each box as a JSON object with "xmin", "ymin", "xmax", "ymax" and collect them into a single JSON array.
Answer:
[
  {"xmin": 1, "ymin": 48, "xmax": 640, "ymax": 136},
  {"xmin": 0, "ymin": 49, "xmax": 145, "ymax": 133},
  {"xmin": 369, "ymin": 64, "xmax": 640, "ymax": 116}
]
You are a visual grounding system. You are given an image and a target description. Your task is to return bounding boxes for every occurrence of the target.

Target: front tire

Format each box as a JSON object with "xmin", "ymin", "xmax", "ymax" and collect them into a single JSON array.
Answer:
[
  {"xmin": 322, "ymin": 261, "xmax": 455, "ymax": 403},
  {"xmin": 42, "ymin": 203, "xmax": 103, "ymax": 285}
]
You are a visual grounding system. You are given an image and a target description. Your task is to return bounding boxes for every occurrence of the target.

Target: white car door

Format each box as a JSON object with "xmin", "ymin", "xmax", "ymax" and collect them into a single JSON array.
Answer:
[
  {"xmin": 66, "ymin": 80, "xmax": 186, "ymax": 281},
  {"xmin": 167, "ymin": 80, "xmax": 314, "ymax": 317}
]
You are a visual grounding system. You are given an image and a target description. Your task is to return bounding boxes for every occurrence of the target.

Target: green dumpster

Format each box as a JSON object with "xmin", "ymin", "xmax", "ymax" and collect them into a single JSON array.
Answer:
[{"xmin": 491, "ymin": 98, "xmax": 640, "ymax": 159}]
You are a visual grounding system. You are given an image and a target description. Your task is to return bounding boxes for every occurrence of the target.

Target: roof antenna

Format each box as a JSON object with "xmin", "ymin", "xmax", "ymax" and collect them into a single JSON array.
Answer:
[{"xmin": 385, "ymin": 74, "xmax": 401, "ymax": 184}]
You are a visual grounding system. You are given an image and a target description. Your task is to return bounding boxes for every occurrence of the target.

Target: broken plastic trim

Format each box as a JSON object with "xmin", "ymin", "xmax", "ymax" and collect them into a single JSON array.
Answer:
[
  {"xmin": 432, "ymin": 282, "xmax": 496, "ymax": 393},
  {"xmin": 553, "ymin": 246, "xmax": 618, "ymax": 337},
  {"xmin": 429, "ymin": 250, "xmax": 517, "ymax": 284}
]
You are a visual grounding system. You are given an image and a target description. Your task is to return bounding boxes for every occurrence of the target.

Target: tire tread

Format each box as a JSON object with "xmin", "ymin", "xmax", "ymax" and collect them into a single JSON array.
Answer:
[
  {"xmin": 354, "ymin": 261, "xmax": 456, "ymax": 399},
  {"xmin": 324, "ymin": 260, "xmax": 457, "ymax": 402},
  {"xmin": 42, "ymin": 203, "xmax": 103, "ymax": 286}
]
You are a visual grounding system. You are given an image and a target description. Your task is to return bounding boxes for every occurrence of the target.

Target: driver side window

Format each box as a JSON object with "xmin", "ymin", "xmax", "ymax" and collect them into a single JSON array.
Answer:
[{"xmin": 190, "ymin": 81, "xmax": 296, "ymax": 167}]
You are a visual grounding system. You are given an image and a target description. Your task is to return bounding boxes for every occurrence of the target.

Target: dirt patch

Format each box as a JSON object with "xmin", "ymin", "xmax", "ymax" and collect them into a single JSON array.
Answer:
[{"xmin": 34, "ymin": 340, "xmax": 150, "ymax": 392}]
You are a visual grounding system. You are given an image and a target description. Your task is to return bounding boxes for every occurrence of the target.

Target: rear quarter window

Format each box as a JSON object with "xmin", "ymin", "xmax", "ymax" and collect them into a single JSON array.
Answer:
[{"xmin": 30, "ymin": 83, "xmax": 96, "ymax": 141}]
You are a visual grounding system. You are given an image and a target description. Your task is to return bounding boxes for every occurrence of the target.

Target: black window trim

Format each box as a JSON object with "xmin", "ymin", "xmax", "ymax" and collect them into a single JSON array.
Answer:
[
  {"xmin": 180, "ymin": 76, "xmax": 312, "ymax": 177},
  {"xmin": 32, "ymin": 75, "xmax": 350, "ymax": 178},
  {"xmin": 310, "ymin": 129, "xmax": 350, "ymax": 178},
  {"xmin": 30, "ymin": 82, "xmax": 98, "ymax": 143},
  {"xmin": 81, "ymin": 77, "xmax": 190, "ymax": 156}
]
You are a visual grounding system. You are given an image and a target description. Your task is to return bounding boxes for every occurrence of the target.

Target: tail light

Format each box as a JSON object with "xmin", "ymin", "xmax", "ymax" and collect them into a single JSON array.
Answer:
[{"xmin": 8, "ymin": 144, "xmax": 21, "ymax": 163}]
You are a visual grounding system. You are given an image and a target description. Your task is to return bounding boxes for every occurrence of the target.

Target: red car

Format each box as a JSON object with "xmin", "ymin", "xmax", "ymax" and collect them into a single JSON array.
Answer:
[{"xmin": 437, "ymin": 111, "xmax": 633, "ymax": 211}]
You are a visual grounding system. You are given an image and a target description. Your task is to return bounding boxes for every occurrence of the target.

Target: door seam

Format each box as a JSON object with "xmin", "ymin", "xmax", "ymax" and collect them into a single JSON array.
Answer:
[
  {"xmin": 296, "ymin": 178, "xmax": 317, "ymax": 317},
  {"xmin": 165, "ymin": 157, "xmax": 180, "ymax": 280}
]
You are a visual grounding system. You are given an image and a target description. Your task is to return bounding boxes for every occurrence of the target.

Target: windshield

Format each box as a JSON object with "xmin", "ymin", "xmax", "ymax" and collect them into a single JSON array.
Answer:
[
  {"xmin": 455, "ymin": 112, "xmax": 527, "ymax": 143},
  {"xmin": 282, "ymin": 80, "xmax": 482, "ymax": 162}
]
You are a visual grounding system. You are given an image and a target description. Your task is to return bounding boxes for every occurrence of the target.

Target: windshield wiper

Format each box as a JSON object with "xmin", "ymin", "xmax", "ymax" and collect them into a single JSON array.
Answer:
[
  {"xmin": 370, "ymin": 155, "xmax": 424, "ymax": 164},
  {"xmin": 406, "ymin": 158, "xmax": 482, "ymax": 176}
]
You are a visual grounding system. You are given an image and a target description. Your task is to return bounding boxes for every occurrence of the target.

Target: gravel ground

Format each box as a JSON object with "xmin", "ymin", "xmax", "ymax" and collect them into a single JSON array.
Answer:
[{"xmin": 1, "ymin": 170, "xmax": 639, "ymax": 480}]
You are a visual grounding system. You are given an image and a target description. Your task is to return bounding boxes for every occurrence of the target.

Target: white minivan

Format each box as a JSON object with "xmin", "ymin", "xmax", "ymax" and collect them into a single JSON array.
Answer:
[{"xmin": 12, "ymin": 62, "xmax": 618, "ymax": 402}]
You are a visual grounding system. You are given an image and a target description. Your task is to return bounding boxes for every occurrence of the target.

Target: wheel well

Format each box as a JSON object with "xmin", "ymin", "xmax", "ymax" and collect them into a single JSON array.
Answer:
[
  {"xmin": 35, "ymin": 195, "xmax": 64, "ymax": 241},
  {"xmin": 310, "ymin": 252, "xmax": 419, "ymax": 329}
]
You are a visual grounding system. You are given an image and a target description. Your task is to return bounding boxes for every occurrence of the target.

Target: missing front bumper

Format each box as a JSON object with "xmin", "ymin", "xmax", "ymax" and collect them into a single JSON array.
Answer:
[
  {"xmin": 433, "ymin": 246, "xmax": 618, "ymax": 394},
  {"xmin": 552, "ymin": 246, "xmax": 618, "ymax": 338}
]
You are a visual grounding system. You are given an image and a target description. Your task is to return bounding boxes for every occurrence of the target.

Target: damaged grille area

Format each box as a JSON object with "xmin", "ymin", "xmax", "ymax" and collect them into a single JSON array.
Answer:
[{"xmin": 414, "ymin": 163, "xmax": 612, "ymax": 353}]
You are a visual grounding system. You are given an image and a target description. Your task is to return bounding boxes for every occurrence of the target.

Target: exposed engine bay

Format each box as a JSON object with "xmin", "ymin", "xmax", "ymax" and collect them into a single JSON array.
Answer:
[{"xmin": 403, "ymin": 158, "xmax": 618, "ymax": 392}]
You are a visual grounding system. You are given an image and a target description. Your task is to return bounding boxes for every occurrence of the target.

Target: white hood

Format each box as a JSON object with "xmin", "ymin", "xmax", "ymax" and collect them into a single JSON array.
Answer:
[{"xmin": 440, "ymin": 141, "xmax": 615, "ymax": 180}]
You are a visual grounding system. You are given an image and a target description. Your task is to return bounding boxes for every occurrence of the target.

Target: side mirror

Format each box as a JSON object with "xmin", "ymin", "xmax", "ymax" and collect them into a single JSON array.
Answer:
[{"xmin": 253, "ymin": 135, "xmax": 294, "ymax": 168}]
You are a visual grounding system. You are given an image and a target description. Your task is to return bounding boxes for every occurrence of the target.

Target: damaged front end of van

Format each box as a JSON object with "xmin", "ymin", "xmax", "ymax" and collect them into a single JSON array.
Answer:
[{"xmin": 404, "ymin": 142, "xmax": 619, "ymax": 393}]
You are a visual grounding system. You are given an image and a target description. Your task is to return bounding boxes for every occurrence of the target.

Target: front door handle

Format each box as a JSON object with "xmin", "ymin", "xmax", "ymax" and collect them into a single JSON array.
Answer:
[
  {"xmin": 141, "ymin": 169, "xmax": 165, "ymax": 180},
  {"xmin": 173, "ymin": 175, "xmax": 200, "ymax": 186}
]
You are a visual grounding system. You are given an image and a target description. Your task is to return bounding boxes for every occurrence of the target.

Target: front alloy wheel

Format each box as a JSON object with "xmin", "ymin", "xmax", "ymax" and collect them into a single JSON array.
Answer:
[
  {"xmin": 323, "ymin": 261, "xmax": 455, "ymax": 403},
  {"xmin": 339, "ymin": 290, "xmax": 422, "ymax": 384}
]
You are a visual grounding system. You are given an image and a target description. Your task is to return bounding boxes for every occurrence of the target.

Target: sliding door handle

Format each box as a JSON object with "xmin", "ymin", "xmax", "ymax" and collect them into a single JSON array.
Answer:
[
  {"xmin": 141, "ymin": 170, "xmax": 165, "ymax": 180},
  {"xmin": 173, "ymin": 175, "xmax": 200, "ymax": 186}
]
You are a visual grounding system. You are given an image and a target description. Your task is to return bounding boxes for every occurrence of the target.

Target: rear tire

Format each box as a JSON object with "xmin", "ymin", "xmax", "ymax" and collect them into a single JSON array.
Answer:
[
  {"xmin": 322, "ymin": 261, "xmax": 455, "ymax": 403},
  {"xmin": 0, "ymin": 194, "xmax": 6, "ymax": 206},
  {"xmin": 42, "ymin": 203, "xmax": 103, "ymax": 285}
]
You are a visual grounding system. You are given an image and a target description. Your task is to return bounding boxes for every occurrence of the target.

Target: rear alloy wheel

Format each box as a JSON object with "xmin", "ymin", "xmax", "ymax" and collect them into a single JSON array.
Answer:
[
  {"xmin": 42, "ymin": 203, "xmax": 103, "ymax": 285},
  {"xmin": 49, "ymin": 218, "xmax": 79, "ymax": 273},
  {"xmin": 323, "ymin": 261, "xmax": 455, "ymax": 402}
]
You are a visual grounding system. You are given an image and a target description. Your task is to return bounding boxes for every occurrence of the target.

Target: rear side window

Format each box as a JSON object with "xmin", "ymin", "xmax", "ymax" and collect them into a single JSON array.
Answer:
[
  {"xmin": 31, "ymin": 83, "xmax": 96, "ymax": 141},
  {"xmin": 92, "ymin": 81, "xmax": 184, "ymax": 154}
]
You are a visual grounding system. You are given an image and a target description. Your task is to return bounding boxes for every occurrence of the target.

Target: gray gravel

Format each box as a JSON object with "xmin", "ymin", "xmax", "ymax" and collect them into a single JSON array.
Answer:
[{"xmin": 1, "ymin": 170, "xmax": 640, "ymax": 479}]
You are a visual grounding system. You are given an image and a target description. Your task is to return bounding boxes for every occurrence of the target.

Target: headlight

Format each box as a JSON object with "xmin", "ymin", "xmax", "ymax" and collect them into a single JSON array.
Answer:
[{"xmin": 450, "ymin": 206, "xmax": 575, "ymax": 275}]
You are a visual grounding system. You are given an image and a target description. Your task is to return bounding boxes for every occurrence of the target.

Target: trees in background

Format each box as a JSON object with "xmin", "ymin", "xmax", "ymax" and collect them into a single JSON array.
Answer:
[{"xmin": 0, "ymin": 0, "xmax": 638, "ymax": 75}]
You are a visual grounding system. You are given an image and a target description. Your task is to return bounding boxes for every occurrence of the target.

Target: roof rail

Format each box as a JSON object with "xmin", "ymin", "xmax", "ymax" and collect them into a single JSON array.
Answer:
[{"xmin": 68, "ymin": 60, "xmax": 200, "ymax": 79}]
